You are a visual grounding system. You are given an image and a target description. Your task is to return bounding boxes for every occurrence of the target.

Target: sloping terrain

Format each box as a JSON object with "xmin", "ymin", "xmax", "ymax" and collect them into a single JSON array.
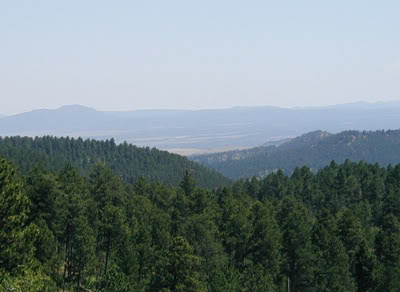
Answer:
[
  {"xmin": 0, "ymin": 135, "xmax": 230, "ymax": 188},
  {"xmin": 192, "ymin": 129, "xmax": 400, "ymax": 179}
]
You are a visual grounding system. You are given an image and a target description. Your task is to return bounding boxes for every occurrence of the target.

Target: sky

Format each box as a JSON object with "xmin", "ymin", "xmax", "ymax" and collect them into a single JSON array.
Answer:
[{"xmin": 1, "ymin": 0, "xmax": 400, "ymax": 115}]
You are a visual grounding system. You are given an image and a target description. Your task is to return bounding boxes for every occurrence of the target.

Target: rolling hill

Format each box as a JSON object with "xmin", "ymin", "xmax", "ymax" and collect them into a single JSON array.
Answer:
[
  {"xmin": 192, "ymin": 129, "xmax": 400, "ymax": 179},
  {"xmin": 0, "ymin": 136, "xmax": 230, "ymax": 188}
]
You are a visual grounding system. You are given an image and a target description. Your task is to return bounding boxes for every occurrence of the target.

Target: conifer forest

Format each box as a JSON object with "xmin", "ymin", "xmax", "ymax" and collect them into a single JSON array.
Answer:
[{"xmin": 2, "ymin": 139, "xmax": 400, "ymax": 291}]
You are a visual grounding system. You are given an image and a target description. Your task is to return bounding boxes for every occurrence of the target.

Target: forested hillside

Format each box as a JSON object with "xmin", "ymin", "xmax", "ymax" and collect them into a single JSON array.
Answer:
[
  {"xmin": 193, "ymin": 129, "xmax": 400, "ymax": 179},
  {"xmin": 0, "ymin": 136, "xmax": 230, "ymax": 188},
  {"xmin": 2, "ymin": 158, "xmax": 400, "ymax": 291}
]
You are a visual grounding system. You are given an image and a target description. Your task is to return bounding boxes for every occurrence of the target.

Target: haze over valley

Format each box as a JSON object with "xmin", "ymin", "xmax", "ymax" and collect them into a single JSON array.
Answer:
[{"xmin": 2, "ymin": 101, "xmax": 400, "ymax": 155}]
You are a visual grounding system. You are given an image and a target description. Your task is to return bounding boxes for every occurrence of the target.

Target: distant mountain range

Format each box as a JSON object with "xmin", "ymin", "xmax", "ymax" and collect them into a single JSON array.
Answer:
[
  {"xmin": 191, "ymin": 129, "xmax": 400, "ymax": 179},
  {"xmin": 2, "ymin": 101, "xmax": 400, "ymax": 153}
]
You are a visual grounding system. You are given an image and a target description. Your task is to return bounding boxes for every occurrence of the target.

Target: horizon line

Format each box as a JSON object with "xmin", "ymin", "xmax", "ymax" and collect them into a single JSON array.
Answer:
[{"xmin": 2, "ymin": 99, "xmax": 400, "ymax": 116}]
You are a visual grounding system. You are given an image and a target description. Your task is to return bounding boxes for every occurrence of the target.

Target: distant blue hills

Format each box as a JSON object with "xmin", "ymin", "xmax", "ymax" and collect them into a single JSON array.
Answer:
[{"xmin": 1, "ymin": 101, "xmax": 400, "ymax": 152}]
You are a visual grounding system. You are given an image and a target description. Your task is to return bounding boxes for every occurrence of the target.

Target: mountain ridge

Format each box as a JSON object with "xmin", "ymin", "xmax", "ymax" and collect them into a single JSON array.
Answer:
[
  {"xmin": 0, "ymin": 135, "xmax": 230, "ymax": 188},
  {"xmin": 8, "ymin": 100, "xmax": 400, "ymax": 116},
  {"xmin": 3, "ymin": 101, "xmax": 400, "ymax": 152},
  {"xmin": 192, "ymin": 129, "xmax": 400, "ymax": 179}
]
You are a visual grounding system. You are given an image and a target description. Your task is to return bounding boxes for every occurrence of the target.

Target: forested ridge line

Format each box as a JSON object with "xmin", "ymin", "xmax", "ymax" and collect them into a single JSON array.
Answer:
[
  {"xmin": 0, "ymin": 135, "xmax": 230, "ymax": 188},
  {"xmin": 193, "ymin": 129, "xmax": 400, "ymax": 179},
  {"xmin": 2, "ymin": 157, "xmax": 400, "ymax": 291}
]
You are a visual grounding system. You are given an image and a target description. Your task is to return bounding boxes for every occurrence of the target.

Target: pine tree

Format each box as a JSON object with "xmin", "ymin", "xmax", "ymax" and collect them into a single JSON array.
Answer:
[
  {"xmin": 312, "ymin": 209, "xmax": 356, "ymax": 291},
  {"xmin": 151, "ymin": 236, "xmax": 206, "ymax": 292},
  {"xmin": 0, "ymin": 158, "xmax": 48, "ymax": 291},
  {"xmin": 278, "ymin": 196, "xmax": 316, "ymax": 291}
]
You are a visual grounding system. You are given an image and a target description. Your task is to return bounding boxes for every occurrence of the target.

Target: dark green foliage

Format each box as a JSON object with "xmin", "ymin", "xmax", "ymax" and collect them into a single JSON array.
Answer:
[
  {"xmin": 0, "ymin": 159, "xmax": 37, "ymax": 273},
  {"xmin": 0, "ymin": 136, "xmax": 230, "ymax": 188},
  {"xmin": 376, "ymin": 214, "xmax": 400, "ymax": 291},
  {"xmin": 278, "ymin": 196, "xmax": 316, "ymax": 291},
  {"xmin": 2, "ymin": 154, "xmax": 400, "ymax": 291},
  {"xmin": 150, "ymin": 236, "xmax": 206, "ymax": 292},
  {"xmin": 0, "ymin": 159, "xmax": 49, "ymax": 291},
  {"xmin": 312, "ymin": 209, "xmax": 356, "ymax": 291}
]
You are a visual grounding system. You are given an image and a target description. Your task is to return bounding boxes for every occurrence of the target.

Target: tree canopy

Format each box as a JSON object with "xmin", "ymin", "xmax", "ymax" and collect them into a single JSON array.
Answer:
[
  {"xmin": 0, "ymin": 136, "xmax": 230, "ymax": 188},
  {"xmin": 2, "ymin": 154, "xmax": 400, "ymax": 291}
]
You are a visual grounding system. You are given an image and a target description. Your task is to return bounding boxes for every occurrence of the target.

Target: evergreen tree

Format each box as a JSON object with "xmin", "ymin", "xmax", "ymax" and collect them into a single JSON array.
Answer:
[
  {"xmin": 376, "ymin": 214, "xmax": 400, "ymax": 291},
  {"xmin": 312, "ymin": 209, "xmax": 356, "ymax": 291},
  {"xmin": 278, "ymin": 196, "xmax": 316, "ymax": 291},
  {"xmin": 0, "ymin": 159, "xmax": 48, "ymax": 291},
  {"xmin": 151, "ymin": 236, "xmax": 206, "ymax": 292}
]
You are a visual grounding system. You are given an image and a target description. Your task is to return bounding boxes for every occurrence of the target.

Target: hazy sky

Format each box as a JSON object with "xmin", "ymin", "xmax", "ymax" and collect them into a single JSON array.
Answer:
[{"xmin": 1, "ymin": 0, "xmax": 399, "ymax": 114}]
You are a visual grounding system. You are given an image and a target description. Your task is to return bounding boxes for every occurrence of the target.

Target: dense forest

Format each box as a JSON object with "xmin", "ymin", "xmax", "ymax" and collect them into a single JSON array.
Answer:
[
  {"xmin": 193, "ymin": 129, "xmax": 400, "ymax": 179},
  {"xmin": 2, "ymin": 155, "xmax": 400, "ymax": 291},
  {"xmin": 0, "ymin": 136, "xmax": 230, "ymax": 188}
]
